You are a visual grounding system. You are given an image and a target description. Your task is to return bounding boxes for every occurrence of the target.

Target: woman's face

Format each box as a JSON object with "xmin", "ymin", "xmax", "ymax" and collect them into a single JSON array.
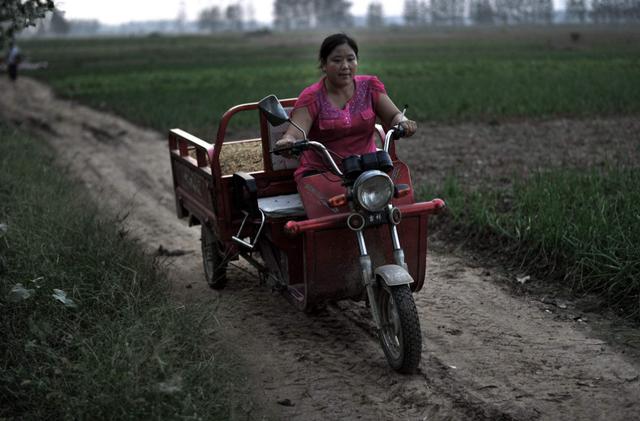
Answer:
[{"xmin": 322, "ymin": 43, "xmax": 358, "ymax": 88}]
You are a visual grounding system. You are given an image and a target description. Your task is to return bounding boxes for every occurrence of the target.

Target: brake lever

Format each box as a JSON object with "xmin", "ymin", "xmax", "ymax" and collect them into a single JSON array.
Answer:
[
  {"xmin": 390, "ymin": 105, "xmax": 408, "ymax": 140},
  {"xmin": 391, "ymin": 125, "xmax": 405, "ymax": 140}
]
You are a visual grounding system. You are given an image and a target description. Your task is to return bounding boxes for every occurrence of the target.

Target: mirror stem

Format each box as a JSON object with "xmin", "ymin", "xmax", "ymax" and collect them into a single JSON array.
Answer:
[{"xmin": 289, "ymin": 120, "xmax": 308, "ymax": 140}]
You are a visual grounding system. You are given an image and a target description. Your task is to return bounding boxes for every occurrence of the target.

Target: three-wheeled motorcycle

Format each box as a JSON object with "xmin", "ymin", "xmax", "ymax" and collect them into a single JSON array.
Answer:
[{"xmin": 168, "ymin": 95, "xmax": 444, "ymax": 373}]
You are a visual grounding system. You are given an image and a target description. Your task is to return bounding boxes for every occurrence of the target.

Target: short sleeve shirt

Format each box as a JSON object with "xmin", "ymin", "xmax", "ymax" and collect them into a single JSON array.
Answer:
[{"xmin": 293, "ymin": 75, "xmax": 387, "ymax": 181}]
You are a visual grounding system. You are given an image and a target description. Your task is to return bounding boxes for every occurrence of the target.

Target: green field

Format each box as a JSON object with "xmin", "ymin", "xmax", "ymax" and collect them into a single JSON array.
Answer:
[
  {"xmin": 19, "ymin": 27, "xmax": 640, "ymax": 318},
  {"xmin": 425, "ymin": 167, "xmax": 640, "ymax": 316},
  {"xmin": 23, "ymin": 27, "xmax": 640, "ymax": 139}
]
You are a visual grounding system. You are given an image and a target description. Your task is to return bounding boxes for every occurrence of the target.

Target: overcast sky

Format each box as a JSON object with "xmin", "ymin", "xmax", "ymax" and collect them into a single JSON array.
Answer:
[{"xmin": 57, "ymin": 0, "xmax": 567, "ymax": 25}]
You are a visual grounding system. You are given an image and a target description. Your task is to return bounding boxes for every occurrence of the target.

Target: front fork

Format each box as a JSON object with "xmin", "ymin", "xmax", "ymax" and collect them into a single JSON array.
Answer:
[{"xmin": 356, "ymin": 215, "xmax": 407, "ymax": 329}]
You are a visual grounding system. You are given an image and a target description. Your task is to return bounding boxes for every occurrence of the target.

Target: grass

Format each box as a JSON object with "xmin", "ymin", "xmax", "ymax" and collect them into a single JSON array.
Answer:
[
  {"xmin": 420, "ymin": 167, "xmax": 640, "ymax": 318},
  {"xmin": 0, "ymin": 124, "xmax": 246, "ymax": 419},
  {"xmin": 21, "ymin": 26, "xmax": 640, "ymax": 138}
]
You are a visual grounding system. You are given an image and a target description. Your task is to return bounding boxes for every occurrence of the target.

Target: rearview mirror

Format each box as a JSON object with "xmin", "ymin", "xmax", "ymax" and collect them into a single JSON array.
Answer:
[{"xmin": 258, "ymin": 95, "xmax": 289, "ymax": 126}]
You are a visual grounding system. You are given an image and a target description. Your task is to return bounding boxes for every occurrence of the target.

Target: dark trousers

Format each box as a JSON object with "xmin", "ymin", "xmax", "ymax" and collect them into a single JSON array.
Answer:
[{"xmin": 8, "ymin": 64, "xmax": 17, "ymax": 81}]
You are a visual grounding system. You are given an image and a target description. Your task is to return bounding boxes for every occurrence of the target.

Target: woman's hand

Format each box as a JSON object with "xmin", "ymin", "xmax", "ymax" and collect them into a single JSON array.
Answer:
[
  {"xmin": 398, "ymin": 119, "xmax": 418, "ymax": 137},
  {"xmin": 275, "ymin": 137, "xmax": 296, "ymax": 150},
  {"xmin": 376, "ymin": 95, "xmax": 418, "ymax": 138},
  {"xmin": 275, "ymin": 136, "xmax": 298, "ymax": 158}
]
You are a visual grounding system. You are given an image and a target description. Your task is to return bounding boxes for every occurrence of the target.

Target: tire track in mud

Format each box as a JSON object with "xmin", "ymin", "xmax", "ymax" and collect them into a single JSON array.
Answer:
[
  {"xmin": 208, "ymin": 263, "xmax": 466, "ymax": 420},
  {"xmin": 2, "ymin": 77, "xmax": 639, "ymax": 421},
  {"xmin": 335, "ymin": 301, "xmax": 521, "ymax": 421}
]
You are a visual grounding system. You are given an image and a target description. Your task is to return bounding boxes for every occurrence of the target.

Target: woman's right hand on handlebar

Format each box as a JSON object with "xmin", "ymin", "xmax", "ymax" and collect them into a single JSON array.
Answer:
[
  {"xmin": 275, "ymin": 136, "xmax": 296, "ymax": 150},
  {"xmin": 275, "ymin": 136, "xmax": 298, "ymax": 158}
]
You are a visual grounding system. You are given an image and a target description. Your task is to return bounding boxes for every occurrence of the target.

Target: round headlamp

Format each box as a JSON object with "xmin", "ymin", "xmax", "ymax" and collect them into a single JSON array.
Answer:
[{"xmin": 353, "ymin": 170, "xmax": 394, "ymax": 212}]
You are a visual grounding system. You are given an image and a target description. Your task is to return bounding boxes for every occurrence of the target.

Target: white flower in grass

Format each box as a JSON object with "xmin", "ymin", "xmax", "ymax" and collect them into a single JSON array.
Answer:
[
  {"xmin": 158, "ymin": 374, "xmax": 183, "ymax": 394},
  {"xmin": 7, "ymin": 283, "xmax": 35, "ymax": 302},
  {"xmin": 52, "ymin": 289, "xmax": 78, "ymax": 308}
]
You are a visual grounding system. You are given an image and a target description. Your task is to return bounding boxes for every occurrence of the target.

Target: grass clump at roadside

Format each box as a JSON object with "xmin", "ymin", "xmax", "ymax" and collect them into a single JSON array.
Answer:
[
  {"xmin": 0, "ymin": 124, "xmax": 243, "ymax": 419},
  {"xmin": 421, "ymin": 167, "xmax": 640, "ymax": 319}
]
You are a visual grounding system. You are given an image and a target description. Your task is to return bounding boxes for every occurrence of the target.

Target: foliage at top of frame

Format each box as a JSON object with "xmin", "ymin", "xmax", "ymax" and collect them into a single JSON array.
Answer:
[{"xmin": 0, "ymin": 0, "xmax": 54, "ymax": 47}]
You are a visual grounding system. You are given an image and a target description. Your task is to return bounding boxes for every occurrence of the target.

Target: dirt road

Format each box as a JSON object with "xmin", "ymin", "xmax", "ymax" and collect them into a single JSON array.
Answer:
[{"xmin": 2, "ymin": 77, "xmax": 639, "ymax": 420}]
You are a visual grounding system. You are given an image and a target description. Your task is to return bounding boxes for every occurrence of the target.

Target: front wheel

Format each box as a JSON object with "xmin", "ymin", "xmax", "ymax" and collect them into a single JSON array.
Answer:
[
  {"xmin": 377, "ymin": 284, "xmax": 422, "ymax": 373},
  {"xmin": 201, "ymin": 224, "xmax": 228, "ymax": 289}
]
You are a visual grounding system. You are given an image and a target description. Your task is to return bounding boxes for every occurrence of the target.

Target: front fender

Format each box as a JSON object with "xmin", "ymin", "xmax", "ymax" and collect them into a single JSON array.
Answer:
[{"xmin": 374, "ymin": 264, "xmax": 414, "ymax": 287}]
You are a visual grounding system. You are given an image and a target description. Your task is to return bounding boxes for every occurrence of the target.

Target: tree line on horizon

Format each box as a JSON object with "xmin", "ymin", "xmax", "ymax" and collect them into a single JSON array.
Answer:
[
  {"xmin": 197, "ymin": 0, "xmax": 640, "ymax": 32},
  {"xmin": 400, "ymin": 0, "xmax": 640, "ymax": 26},
  {"xmin": 5, "ymin": 0, "xmax": 640, "ymax": 40}
]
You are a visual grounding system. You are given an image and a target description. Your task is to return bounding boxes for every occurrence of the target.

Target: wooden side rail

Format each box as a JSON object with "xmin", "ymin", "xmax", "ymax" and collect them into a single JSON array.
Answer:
[
  {"xmin": 168, "ymin": 129, "xmax": 217, "ymax": 222},
  {"xmin": 168, "ymin": 128, "xmax": 214, "ymax": 169}
]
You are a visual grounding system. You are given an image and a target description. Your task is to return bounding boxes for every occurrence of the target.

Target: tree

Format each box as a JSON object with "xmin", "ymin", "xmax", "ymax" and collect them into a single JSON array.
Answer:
[
  {"xmin": 225, "ymin": 4, "xmax": 243, "ymax": 32},
  {"xmin": 367, "ymin": 2, "xmax": 384, "ymax": 27},
  {"xmin": 273, "ymin": 0, "xmax": 291, "ymax": 31},
  {"xmin": 591, "ymin": 0, "xmax": 640, "ymax": 24},
  {"xmin": 471, "ymin": 0, "xmax": 495, "ymax": 25},
  {"xmin": 273, "ymin": 0, "xmax": 352, "ymax": 31},
  {"xmin": 49, "ymin": 8, "xmax": 69, "ymax": 34},
  {"xmin": 494, "ymin": 0, "xmax": 531, "ymax": 24},
  {"xmin": 0, "ymin": 0, "xmax": 54, "ymax": 46},
  {"xmin": 176, "ymin": 0, "xmax": 186, "ymax": 32},
  {"xmin": 566, "ymin": 0, "xmax": 587, "ymax": 23},
  {"xmin": 68, "ymin": 19, "xmax": 100, "ymax": 35},
  {"xmin": 314, "ymin": 0, "xmax": 353, "ymax": 29},
  {"xmin": 417, "ymin": 0, "xmax": 430, "ymax": 25},
  {"xmin": 274, "ymin": 0, "xmax": 311, "ymax": 31},
  {"xmin": 198, "ymin": 6, "xmax": 222, "ymax": 32},
  {"xmin": 535, "ymin": 0, "xmax": 553, "ymax": 24},
  {"xmin": 431, "ymin": 0, "xmax": 465, "ymax": 25},
  {"xmin": 403, "ymin": 0, "xmax": 419, "ymax": 26}
]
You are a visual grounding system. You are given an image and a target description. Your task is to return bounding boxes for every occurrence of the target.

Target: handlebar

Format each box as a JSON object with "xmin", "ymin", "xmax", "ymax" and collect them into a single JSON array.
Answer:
[
  {"xmin": 384, "ymin": 125, "xmax": 404, "ymax": 153},
  {"xmin": 272, "ymin": 140, "xmax": 345, "ymax": 176},
  {"xmin": 271, "ymin": 125, "xmax": 406, "ymax": 177},
  {"xmin": 270, "ymin": 140, "xmax": 309, "ymax": 157}
]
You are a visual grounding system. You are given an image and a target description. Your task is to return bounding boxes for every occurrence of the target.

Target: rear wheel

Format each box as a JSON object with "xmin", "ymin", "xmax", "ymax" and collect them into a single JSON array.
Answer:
[
  {"xmin": 378, "ymin": 284, "xmax": 422, "ymax": 373},
  {"xmin": 201, "ymin": 224, "xmax": 228, "ymax": 289}
]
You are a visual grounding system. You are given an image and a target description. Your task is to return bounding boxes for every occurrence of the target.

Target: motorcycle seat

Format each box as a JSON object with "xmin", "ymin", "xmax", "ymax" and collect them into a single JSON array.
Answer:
[{"xmin": 258, "ymin": 193, "xmax": 306, "ymax": 218}]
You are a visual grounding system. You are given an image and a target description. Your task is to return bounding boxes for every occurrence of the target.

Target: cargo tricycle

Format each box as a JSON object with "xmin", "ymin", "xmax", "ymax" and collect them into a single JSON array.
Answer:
[{"xmin": 168, "ymin": 95, "xmax": 445, "ymax": 373}]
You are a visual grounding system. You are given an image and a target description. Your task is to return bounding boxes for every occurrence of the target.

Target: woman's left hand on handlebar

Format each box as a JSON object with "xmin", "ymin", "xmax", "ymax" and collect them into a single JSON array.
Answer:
[{"xmin": 399, "ymin": 119, "xmax": 417, "ymax": 137}]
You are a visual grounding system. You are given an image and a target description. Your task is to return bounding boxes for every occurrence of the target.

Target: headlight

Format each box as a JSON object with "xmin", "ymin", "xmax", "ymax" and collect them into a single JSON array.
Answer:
[{"xmin": 353, "ymin": 171, "xmax": 394, "ymax": 212}]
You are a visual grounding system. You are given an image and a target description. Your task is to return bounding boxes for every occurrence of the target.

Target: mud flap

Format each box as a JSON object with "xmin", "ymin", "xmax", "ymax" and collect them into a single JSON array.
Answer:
[{"xmin": 374, "ymin": 264, "xmax": 414, "ymax": 286}]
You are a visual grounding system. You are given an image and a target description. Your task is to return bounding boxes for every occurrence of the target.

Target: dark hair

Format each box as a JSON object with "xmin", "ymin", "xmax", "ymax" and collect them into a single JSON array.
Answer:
[{"xmin": 318, "ymin": 33, "xmax": 358, "ymax": 66}]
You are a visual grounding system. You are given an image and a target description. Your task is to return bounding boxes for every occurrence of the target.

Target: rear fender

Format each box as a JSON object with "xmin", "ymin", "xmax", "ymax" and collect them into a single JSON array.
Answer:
[{"xmin": 375, "ymin": 264, "xmax": 414, "ymax": 287}]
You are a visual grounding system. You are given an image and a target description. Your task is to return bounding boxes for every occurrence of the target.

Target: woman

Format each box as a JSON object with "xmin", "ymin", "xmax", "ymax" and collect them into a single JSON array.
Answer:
[{"xmin": 276, "ymin": 33, "xmax": 418, "ymax": 183}]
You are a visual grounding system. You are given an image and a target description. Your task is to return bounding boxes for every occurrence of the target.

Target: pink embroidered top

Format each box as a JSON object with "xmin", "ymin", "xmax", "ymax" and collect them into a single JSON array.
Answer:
[{"xmin": 292, "ymin": 75, "xmax": 387, "ymax": 181}]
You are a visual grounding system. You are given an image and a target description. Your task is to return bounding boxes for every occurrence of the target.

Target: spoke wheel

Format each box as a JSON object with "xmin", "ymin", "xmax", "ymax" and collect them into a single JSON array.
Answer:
[
  {"xmin": 201, "ymin": 224, "xmax": 228, "ymax": 289},
  {"xmin": 378, "ymin": 284, "xmax": 422, "ymax": 373}
]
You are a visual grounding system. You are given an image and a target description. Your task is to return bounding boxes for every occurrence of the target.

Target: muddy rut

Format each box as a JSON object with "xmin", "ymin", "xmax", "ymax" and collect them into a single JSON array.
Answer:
[{"xmin": 2, "ymin": 78, "xmax": 639, "ymax": 421}]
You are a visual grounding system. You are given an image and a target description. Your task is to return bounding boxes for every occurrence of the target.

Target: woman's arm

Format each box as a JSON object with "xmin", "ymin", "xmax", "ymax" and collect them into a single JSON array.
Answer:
[
  {"xmin": 275, "ymin": 106, "xmax": 313, "ymax": 148},
  {"xmin": 375, "ymin": 93, "xmax": 418, "ymax": 137}
]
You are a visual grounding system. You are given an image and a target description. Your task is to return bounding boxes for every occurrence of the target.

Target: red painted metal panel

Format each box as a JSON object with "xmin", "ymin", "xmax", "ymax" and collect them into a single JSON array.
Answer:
[
  {"xmin": 297, "ymin": 160, "xmax": 417, "ymax": 220},
  {"xmin": 297, "ymin": 215, "xmax": 426, "ymax": 308},
  {"xmin": 283, "ymin": 199, "xmax": 444, "ymax": 236}
]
